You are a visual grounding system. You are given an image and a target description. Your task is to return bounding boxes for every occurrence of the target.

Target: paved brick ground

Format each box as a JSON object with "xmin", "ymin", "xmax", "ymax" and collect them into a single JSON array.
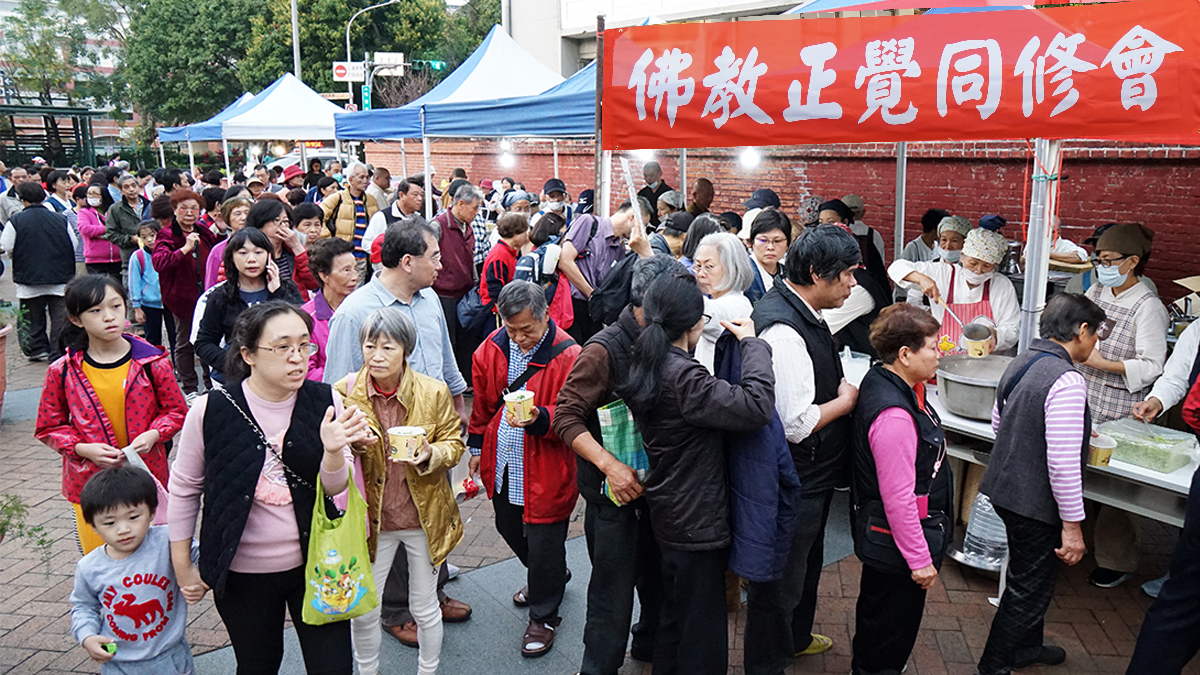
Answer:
[{"xmin": 1, "ymin": 275, "xmax": 1196, "ymax": 674}]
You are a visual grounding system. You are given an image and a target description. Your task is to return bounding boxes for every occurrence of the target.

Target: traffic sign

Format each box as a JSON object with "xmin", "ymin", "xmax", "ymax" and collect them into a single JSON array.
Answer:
[
  {"xmin": 373, "ymin": 51, "xmax": 405, "ymax": 66},
  {"xmin": 362, "ymin": 84, "xmax": 372, "ymax": 111},
  {"xmin": 344, "ymin": 102, "xmax": 358, "ymax": 112},
  {"xmin": 332, "ymin": 61, "xmax": 366, "ymax": 82}
]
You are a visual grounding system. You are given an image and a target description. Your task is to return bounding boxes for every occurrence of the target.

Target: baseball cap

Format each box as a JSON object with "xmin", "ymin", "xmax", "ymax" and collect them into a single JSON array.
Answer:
[
  {"xmin": 576, "ymin": 189, "xmax": 595, "ymax": 215},
  {"xmin": 743, "ymin": 188, "xmax": 780, "ymax": 210},
  {"xmin": 842, "ymin": 194, "xmax": 865, "ymax": 218},
  {"xmin": 543, "ymin": 178, "xmax": 567, "ymax": 196}
]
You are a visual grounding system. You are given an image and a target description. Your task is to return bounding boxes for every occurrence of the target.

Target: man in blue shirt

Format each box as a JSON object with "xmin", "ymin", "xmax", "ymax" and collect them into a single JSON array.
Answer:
[{"xmin": 323, "ymin": 218, "xmax": 473, "ymax": 644}]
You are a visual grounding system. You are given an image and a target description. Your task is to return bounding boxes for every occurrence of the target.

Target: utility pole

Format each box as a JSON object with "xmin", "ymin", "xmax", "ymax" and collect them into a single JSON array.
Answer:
[{"xmin": 291, "ymin": 0, "xmax": 302, "ymax": 79}]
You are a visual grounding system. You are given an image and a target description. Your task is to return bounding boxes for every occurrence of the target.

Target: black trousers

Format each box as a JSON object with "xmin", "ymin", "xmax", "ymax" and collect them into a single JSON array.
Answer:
[
  {"xmin": 852, "ymin": 564, "xmax": 929, "ymax": 675},
  {"xmin": 654, "ymin": 546, "xmax": 728, "ymax": 675},
  {"xmin": 85, "ymin": 261, "xmax": 122, "ymax": 282},
  {"xmin": 744, "ymin": 489, "xmax": 834, "ymax": 675},
  {"xmin": 439, "ymin": 293, "xmax": 477, "ymax": 387},
  {"xmin": 380, "ymin": 554, "xmax": 449, "ymax": 627},
  {"xmin": 18, "ymin": 294, "xmax": 66, "ymax": 359},
  {"xmin": 568, "ymin": 297, "xmax": 602, "ymax": 344},
  {"xmin": 140, "ymin": 306, "xmax": 176, "ymax": 359},
  {"xmin": 1127, "ymin": 466, "xmax": 1200, "ymax": 674},
  {"xmin": 493, "ymin": 471, "xmax": 570, "ymax": 623},
  {"xmin": 580, "ymin": 496, "xmax": 663, "ymax": 675},
  {"xmin": 213, "ymin": 566, "xmax": 352, "ymax": 675},
  {"xmin": 977, "ymin": 506, "xmax": 1061, "ymax": 675}
]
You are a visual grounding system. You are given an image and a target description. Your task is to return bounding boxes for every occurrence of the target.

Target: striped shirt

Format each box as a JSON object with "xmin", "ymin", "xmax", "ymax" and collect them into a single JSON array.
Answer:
[
  {"xmin": 991, "ymin": 369, "xmax": 1088, "ymax": 522},
  {"xmin": 494, "ymin": 330, "xmax": 549, "ymax": 506}
]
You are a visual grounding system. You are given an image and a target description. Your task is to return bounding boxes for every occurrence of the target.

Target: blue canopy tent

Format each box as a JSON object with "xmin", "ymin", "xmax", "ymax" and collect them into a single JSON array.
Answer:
[{"xmin": 156, "ymin": 92, "xmax": 255, "ymax": 174}]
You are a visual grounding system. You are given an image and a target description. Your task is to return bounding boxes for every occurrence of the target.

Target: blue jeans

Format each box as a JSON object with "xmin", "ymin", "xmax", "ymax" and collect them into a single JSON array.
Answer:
[
  {"xmin": 744, "ymin": 489, "xmax": 834, "ymax": 675},
  {"xmin": 1127, "ymin": 466, "xmax": 1200, "ymax": 675}
]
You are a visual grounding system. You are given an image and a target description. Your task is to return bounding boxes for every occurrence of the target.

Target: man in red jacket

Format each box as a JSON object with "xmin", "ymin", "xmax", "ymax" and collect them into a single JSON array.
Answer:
[{"xmin": 467, "ymin": 280, "xmax": 580, "ymax": 658}]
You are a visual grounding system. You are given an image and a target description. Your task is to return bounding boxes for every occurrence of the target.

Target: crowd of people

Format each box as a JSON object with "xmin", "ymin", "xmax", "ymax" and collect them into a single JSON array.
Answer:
[{"xmin": 10, "ymin": 153, "xmax": 1200, "ymax": 675}]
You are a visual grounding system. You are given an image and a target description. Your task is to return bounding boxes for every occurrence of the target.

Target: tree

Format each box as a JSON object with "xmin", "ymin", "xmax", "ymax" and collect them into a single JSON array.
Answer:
[
  {"xmin": 57, "ymin": 0, "xmax": 137, "ymax": 114},
  {"xmin": 0, "ymin": 0, "xmax": 92, "ymax": 158},
  {"xmin": 124, "ymin": 0, "xmax": 259, "ymax": 127},
  {"xmin": 237, "ymin": 0, "xmax": 498, "ymax": 107}
]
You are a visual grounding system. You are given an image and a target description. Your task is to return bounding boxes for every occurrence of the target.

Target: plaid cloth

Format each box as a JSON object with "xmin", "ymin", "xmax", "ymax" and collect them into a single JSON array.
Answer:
[
  {"xmin": 472, "ymin": 213, "xmax": 490, "ymax": 266},
  {"xmin": 494, "ymin": 329, "xmax": 550, "ymax": 505},
  {"xmin": 597, "ymin": 399, "xmax": 649, "ymax": 506},
  {"xmin": 1079, "ymin": 284, "xmax": 1157, "ymax": 424}
]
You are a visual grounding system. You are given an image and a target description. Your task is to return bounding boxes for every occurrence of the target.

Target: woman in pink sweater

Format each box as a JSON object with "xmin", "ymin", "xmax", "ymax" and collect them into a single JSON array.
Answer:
[
  {"xmin": 850, "ymin": 303, "xmax": 951, "ymax": 675},
  {"xmin": 76, "ymin": 184, "xmax": 121, "ymax": 281},
  {"xmin": 167, "ymin": 301, "xmax": 371, "ymax": 675}
]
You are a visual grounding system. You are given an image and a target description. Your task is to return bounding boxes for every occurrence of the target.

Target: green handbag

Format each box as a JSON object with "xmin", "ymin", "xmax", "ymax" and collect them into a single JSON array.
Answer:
[{"xmin": 302, "ymin": 466, "xmax": 378, "ymax": 625}]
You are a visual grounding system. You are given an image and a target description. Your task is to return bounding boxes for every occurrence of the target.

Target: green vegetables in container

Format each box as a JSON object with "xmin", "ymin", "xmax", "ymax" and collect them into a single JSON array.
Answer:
[{"xmin": 1096, "ymin": 418, "xmax": 1199, "ymax": 474}]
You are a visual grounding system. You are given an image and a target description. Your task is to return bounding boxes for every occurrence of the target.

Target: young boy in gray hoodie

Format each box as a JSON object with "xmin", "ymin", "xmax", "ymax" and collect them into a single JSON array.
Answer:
[{"xmin": 69, "ymin": 466, "xmax": 196, "ymax": 674}]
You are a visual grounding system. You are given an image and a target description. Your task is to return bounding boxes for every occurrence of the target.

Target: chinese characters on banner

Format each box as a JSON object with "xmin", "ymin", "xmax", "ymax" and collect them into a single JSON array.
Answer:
[{"xmin": 602, "ymin": 0, "xmax": 1200, "ymax": 150}]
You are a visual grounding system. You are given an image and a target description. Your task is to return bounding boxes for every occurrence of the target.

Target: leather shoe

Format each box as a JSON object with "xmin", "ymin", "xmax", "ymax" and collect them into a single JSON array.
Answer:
[
  {"xmin": 441, "ymin": 595, "xmax": 473, "ymax": 622},
  {"xmin": 383, "ymin": 621, "xmax": 418, "ymax": 648},
  {"xmin": 1013, "ymin": 645, "xmax": 1066, "ymax": 668}
]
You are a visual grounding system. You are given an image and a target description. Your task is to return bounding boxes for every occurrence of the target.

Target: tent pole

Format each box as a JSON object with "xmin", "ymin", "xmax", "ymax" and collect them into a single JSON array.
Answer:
[
  {"xmin": 188, "ymin": 140, "xmax": 196, "ymax": 179},
  {"xmin": 593, "ymin": 14, "xmax": 604, "ymax": 214},
  {"xmin": 894, "ymin": 142, "xmax": 907, "ymax": 260},
  {"xmin": 222, "ymin": 139, "xmax": 231, "ymax": 176},
  {"xmin": 400, "ymin": 139, "xmax": 408, "ymax": 177},
  {"xmin": 159, "ymin": 143, "xmax": 166, "ymax": 169},
  {"xmin": 680, "ymin": 148, "xmax": 688, "ymax": 204},
  {"xmin": 1018, "ymin": 138, "xmax": 1062, "ymax": 353},
  {"xmin": 299, "ymin": 142, "xmax": 307, "ymax": 174},
  {"xmin": 423, "ymin": 136, "xmax": 433, "ymax": 219},
  {"xmin": 600, "ymin": 150, "xmax": 612, "ymax": 218},
  {"xmin": 553, "ymin": 139, "xmax": 559, "ymax": 178}
]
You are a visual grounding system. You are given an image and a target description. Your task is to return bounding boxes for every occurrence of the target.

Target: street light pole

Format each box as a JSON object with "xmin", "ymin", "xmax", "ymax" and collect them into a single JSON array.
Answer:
[
  {"xmin": 291, "ymin": 0, "xmax": 302, "ymax": 79},
  {"xmin": 345, "ymin": 0, "xmax": 401, "ymax": 100}
]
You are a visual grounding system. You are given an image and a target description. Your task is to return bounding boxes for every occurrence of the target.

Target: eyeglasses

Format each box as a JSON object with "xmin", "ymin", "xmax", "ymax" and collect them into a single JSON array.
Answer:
[
  {"xmin": 1091, "ymin": 255, "xmax": 1130, "ymax": 268},
  {"xmin": 695, "ymin": 263, "xmax": 719, "ymax": 274},
  {"xmin": 754, "ymin": 236, "xmax": 788, "ymax": 247},
  {"xmin": 255, "ymin": 342, "xmax": 318, "ymax": 357},
  {"xmin": 414, "ymin": 252, "xmax": 442, "ymax": 263},
  {"xmin": 176, "ymin": 206, "xmax": 200, "ymax": 213}
]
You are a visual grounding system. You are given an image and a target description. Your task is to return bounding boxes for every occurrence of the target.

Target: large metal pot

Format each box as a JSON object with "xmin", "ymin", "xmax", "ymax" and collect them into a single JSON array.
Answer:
[{"xmin": 936, "ymin": 354, "xmax": 1014, "ymax": 420}]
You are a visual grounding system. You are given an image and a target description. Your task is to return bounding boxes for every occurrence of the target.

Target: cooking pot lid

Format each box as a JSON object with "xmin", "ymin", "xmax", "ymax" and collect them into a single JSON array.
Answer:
[{"xmin": 937, "ymin": 354, "xmax": 1015, "ymax": 387}]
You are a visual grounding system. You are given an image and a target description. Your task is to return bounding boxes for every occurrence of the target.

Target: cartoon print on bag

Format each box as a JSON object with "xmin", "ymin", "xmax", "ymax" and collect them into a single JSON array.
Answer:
[{"xmin": 309, "ymin": 549, "xmax": 370, "ymax": 615}]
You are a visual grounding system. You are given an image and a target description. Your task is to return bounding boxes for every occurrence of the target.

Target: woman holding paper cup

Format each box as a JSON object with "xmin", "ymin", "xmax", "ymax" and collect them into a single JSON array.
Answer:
[
  {"xmin": 889, "ymin": 226, "xmax": 1020, "ymax": 356},
  {"xmin": 333, "ymin": 306, "xmax": 465, "ymax": 675}
]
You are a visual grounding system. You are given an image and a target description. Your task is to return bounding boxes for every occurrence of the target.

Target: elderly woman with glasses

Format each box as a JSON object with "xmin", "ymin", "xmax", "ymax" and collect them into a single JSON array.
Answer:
[
  {"xmin": 169, "ymin": 301, "xmax": 371, "ymax": 675},
  {"xmin": 693, "ymin": 232, "xmax": 755, "ymax": 374},
  {"xmin": 333, "ymin": 306, "xmax": 465, "ymax": 675}
]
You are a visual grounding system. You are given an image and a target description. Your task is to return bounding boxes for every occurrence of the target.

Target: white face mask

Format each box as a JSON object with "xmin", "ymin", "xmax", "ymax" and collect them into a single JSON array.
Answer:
[
  {"xmin": 87, "ymin": 197, "xmax": 102, "ymax": 207},
  {"xmin": 544, "ymin": 200, "xmax": 565, "ymax": 213},
  {"xmin": 960, "ymin": 266, "xmax": 992, "ymax": 286},
  {"xmin": 648, "ymin": 180, "xmax": 660, "ymax": 189},
  {"xmin": 941, "ymin": 249, "xmax": 960, "ymax": 263}
]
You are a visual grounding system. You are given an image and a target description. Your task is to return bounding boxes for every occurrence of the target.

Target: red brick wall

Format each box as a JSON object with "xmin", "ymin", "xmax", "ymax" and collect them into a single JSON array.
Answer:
[{"xmin": 366, "ymin": 139, "xmax": 1200, "ymax": 302}]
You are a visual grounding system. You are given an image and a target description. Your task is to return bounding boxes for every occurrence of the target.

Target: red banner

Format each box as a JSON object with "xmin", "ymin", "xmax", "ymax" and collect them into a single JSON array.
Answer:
[{"xmin": 601, "ymin": 0, "xmax": 1200, "ymax": 150}]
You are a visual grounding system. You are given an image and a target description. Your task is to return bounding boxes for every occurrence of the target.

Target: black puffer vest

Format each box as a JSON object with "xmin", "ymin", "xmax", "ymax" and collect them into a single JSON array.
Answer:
[
  {"xmin": 199, "ymin": 380, "xmax": 339, "ymax": 597},
  {"xmin": 11, "ymin": 206, "xmax": 73, "ymax": 286},
  {"xmin": 752, "ymin": 277, "xmax": 851, "ymax": 493},
  {"xmin": 576, "ymin": 306, "xmax": 640, "ymax": 504},
  {"xmin": 852, "ymin": 366, "xmax": 952, "ymax": 517}
]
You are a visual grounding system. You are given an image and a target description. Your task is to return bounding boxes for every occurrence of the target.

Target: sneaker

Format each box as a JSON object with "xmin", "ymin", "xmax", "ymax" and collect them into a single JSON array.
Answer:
[
  {"xmin": 1143, "ymin": 573, "xmax": 1170, "ymax": 598},
  {"xmin": 1013, "ymin": 645, "xmax": 1067, "ymax": 668},
  {"xmin": 27, "ymin": 351, "xmax": 49, "ymax": 362},
  {"xmin": 447, "ymin": 563, "xmax": 461, "ymax": 580},
  {"xmin": 184, "ymin": 392, "xmax": 200, "ymax": 406},
  {"xmin": 1088, "ymin": 567, "xmax": 1133, "ymax": 588}
]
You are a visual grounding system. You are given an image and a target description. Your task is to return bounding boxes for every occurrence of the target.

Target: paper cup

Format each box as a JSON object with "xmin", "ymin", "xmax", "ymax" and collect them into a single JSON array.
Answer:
[
  {"xmin": 387, "ymin": 426, "xmax": 425, "ymax": 462},
  {"xmin": 1089, "ymin": 433, "xmax": 1117, "ymax": 467},
  {"xmin": 963, "ymin": 323, "xmax": 992, "ymax": 358},
  {"xmin": 504, "ymin": 391, "xmax": 535, "ymax": 423}
]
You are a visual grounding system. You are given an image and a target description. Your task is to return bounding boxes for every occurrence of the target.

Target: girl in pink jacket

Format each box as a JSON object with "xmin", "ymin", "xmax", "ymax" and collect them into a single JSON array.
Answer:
[
  {"xmin": 36, "ymin": 275, "xmax": 189, "ymax": 554},
  {"xmin": 76, "ymin": 184, "xmax": 121, "ymax": 281}
]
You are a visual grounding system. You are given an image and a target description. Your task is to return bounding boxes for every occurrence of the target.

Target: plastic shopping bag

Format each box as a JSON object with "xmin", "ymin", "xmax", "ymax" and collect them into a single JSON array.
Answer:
[{"xmin": 302, "ymin": 467, "xmax": 378, "ymax": 625}]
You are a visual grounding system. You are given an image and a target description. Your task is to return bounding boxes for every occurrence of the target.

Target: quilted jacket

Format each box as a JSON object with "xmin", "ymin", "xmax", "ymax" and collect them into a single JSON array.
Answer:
[{"xmin": 35, "ymin": 336, "xmax": 188, "ymax": 502}]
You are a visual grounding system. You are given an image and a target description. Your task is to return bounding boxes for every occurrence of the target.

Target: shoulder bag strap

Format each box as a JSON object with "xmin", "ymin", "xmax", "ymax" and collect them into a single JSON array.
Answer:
[
  {"xmin": 501, "ymin": 339, "xmax": 577, "ymax": 398},
  {"xmin": 323, "ymin": 194, "xmax": 343, "ymax": 237},
  {"xmin": 996, "ymin": 352, "xmax": 1055, "ymax": 414}
]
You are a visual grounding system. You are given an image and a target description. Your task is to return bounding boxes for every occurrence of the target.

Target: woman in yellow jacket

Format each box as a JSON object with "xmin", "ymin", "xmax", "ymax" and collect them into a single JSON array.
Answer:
[{"xmin": 335, "ymin": 306, "xmax": 464, "ymax": 675}]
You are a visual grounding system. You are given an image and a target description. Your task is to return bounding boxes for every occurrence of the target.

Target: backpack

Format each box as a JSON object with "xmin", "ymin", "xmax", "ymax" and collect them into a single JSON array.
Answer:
[{"xmin": 587, "ymin": 252, "xmax": 639, "ymax": 327}]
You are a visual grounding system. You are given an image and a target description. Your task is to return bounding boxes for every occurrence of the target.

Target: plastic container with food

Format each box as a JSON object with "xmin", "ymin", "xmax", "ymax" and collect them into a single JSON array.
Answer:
[{"xmin": 1095, "ymin": 418, "xmax": 1199, "ymax": 474}]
